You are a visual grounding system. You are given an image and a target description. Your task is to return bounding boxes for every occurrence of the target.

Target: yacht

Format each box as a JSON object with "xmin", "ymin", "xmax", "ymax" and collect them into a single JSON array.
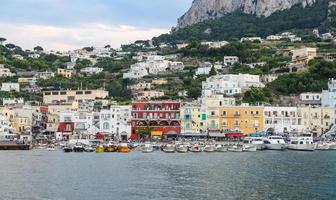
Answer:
[
  {"xmin": 176, "ymin": 143, "xmax": 188, "ymax": 153},
  {"xmin": 243, "ymin": 137, "xmax": 266, "ymax": 150},
  {"xmin": 288, "ymin": 135, "xmax": 315, "ymax": 151},
  {"xmin": 190, "ymin": 143, "xmax": 202, "ymax": 152},
  {"xmin": 141, "ymin": 143, "xmax": 154, "ymax": 153},
  {"xmin": 263, "ymin": 136, "xmax": 286, "ymax": 150},
  {"xmin": 162, "ymin": 144, "xmax": 176, "ymax": 153},
  {"xmin": 203, "ymin": 143, "xmax": 216, "ymax": 152}
]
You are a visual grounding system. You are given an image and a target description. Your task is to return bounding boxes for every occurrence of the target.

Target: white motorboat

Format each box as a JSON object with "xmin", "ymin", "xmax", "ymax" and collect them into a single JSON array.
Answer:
[
  {"xmin": 73, "ymin": 144, "xmax": 85, "ymax": 152},
  {"xmin": 288, "ymin": 135, "xmax": 315, "ymax": 151},
  {"xmin": 327, "ymin": 142, "xmax": 336, "ymax": 150},
  {"xmin": 84, "ymin": 146, "xmax": 95, "ymax": 152},
  {"xmin": 243, "ymin": 137, "xmax": 266, "ymax": 150},
  {"xmin": 243, "ymin": 144, "xmax": 257, "ymax": 152},
  {"xmin": 263, "ymin": 136, "xmax": 286, "ymax": 150},
  {"xmin": 141, "ymin": 143, "xmax": 154, "ymax": 153},
  {"xmin": 204, "ymin": 144, "xmax": 216, "ymax": 152},
  {"xmin": 315, "ymin": 142, "xmax": 330, "ymax": 151},
  {"xmin": 216, "ymin": 144, "xmax": 228, "ymax": 152},
  {"xmin": 176, "ymin": 144, "xmax": 188, "ymax": 153},
  {"xmin": 227, "ymin": 144, "xmax": 243, "ymax": 152},
  {"xmin": 162, "ymin": 144, "xmax": 176, "ymax": 153},
  {"xmin": 190, "ymin": 143, "xmax": 202, "ymax": 152}
]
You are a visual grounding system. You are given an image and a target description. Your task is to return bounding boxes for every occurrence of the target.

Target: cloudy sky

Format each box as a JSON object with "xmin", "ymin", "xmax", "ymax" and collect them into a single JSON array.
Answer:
[{"xmin": 0, "ymin": 0, "xmax": 192, "ymax": 51}]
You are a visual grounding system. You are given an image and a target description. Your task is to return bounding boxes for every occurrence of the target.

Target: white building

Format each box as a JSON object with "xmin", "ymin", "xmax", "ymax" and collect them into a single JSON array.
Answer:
[
  {"xmin": 35, "ymin": 71, "xmax": 55, "ymax": 80},
  {"xmin": 266, "ymin": 35, "xmax": 283, "ymax": 40},
  {"xmin": 299, "ymin": 92, "xmax": 321, "ymax": 106},
  {"xmin": 196, "ymin": 67, "xmax": 212, "ymax": 76},
  {"xmin": 240, "ymin": 37, "xmax": 263, "ymax": 42},
  {"xmin": 0, "ymin": 64, "xmax": 14, "ymax": 77},
  {"xmin": 2, "ymin": 98, "xmax": 24, "ymax": 106},
  {"xmin": 100, "ymin": 105, "xmax": 132, "ymax": 140},
  {"xmin": 202, "ymin": 74, "xmax": 264, "ymax": 96},
  {"xmin": 169, "ymin": 61, "xmax": 184, "ymax": 71},
  {"xmin": 322, "ymin": 78, "xmax": 336, "ymax": 107},
  {"xmin": 1, "ymin": 83, "xmax": 20, "ymax": 92},
  {"xmin": 223, "ymin": 56, "xmax": 239, "ymax": 66},
  {"xmin": 123, "ymin": 63, "xmax": 149, "ymax": 79},
  {"xmin": 264, "ymin": 107, "xmax": 304, "ymax": 134},
  {"xmin": 201, "ymin": 41, "xmax": 228, "ymax": 48},
  {"xmin": 80, "ymin": 67, "xmax": 104, "ymax": 76}
]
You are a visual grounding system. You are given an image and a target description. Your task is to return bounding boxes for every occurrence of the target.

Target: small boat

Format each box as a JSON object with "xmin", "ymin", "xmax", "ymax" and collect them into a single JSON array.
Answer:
[
  {"xmin": 263, "ymin": 136, "xmax": 286, "ymax": 150},
  {"xmin": 176, "ymin": 144, "xmax": 188, "ymax": 153},
  {"xmin": 243, "ymin": 144, "xmax": 257, "ymax": 152},
  {"xmin": 96, "ymin": 145, "xmax": 105, "ymax": 153},
  {"xmin": 47, "ymin": 144, "xmax": 56, "ymax": 151},
  {"xmin": 288, "ymin": 135, "xmax": 315, "ymax": 151},
  {"xmin": 104, "ymin": 145, "xmax": 118, "ymax": 152},
  {"xmin": 84, "ymin": 146, "xmax": 95, "ymax": 152},
  {"xmin": 63, "ymin": 146, "xmax": 73, "ymax": 153},
  {"xmin": 190, "ymin": 143, "xmax": 202, "ymax": 152},
  {"xmin": 203, "ymin": 144, "xmax": 216, "ymax": 152},
  {"xmin": 243, "ymin": 137, "xmax": 266, "ymax": 150},
  {"xmin": 162, "ymin": 144, "xmax": 176, "ymax": 153},
  {"xmin": 141, "ymin": 143, "xmax": 154, "ymax": 153},
  {"xmin": 216, "ymin": 144, "xmax": 228, "ymax": 152},
  {"xmin": 73, "ymin": 144, "xmax": 84, "ymax": 152},
  {"xmin": 228, "ymin": 144, "xmax": 243, "ymax": 152},
  {"xmin": 118, "ymin": 143, "xmax": 131, "ymax": 153}
]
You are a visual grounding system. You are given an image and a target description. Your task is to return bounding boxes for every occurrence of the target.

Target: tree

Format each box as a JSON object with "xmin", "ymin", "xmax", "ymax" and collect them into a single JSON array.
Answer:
[
  {"xmin": 33, "ymin": 46, "xmax": 44, "ymax": 52},
  {"xmin": 5, "ymin": 43, "xmax": 16, "ymax": 49},
  {"xmin": 209, "ymin": 66, "xmax": 217, "ymax": 76}
]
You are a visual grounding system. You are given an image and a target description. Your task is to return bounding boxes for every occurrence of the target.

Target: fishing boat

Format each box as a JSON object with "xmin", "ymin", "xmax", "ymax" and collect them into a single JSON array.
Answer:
[
  {"xmin": 263, "ymin": 136, "xmax": 286, "ymax": 150},
  {"xmin": 162, "ymin": 144, "xmax": 176, "ymax": 153},
  {"xmin": 63, "ymin": 146, "xmax": 73, "ymax": 153},
  {"xmin": 176, "ymin": 143, "xmax": 188, "ymax": 153},
  {"xmin": 243, "ymin": 137, "xmax": 266, "ymax": 150},
  {"xmin": 215, "ymin": 144, "xmax": 228, "ymax": 152},
  {"xmin": 141, "ymin": 143, "xmax": 154, "ymax": 153},
  {"xmin": 243, "ymin": 144, "xmax": 257, "ymax": 152},
  {"xmin": 84, "ymin": 146, "xmax": 95, "ymax": 152},
  {"xmin": 73, "ymin": 144, "xmax": 84, "ymax": 152},
  {"xmin": 203, "ymin": 144, "xmax": 216, "ymax": 152},
  {"xmin": 118, "ymin": 143, "xmax": 131, "ymax": 153},
  {"xmin": 288, "ymin": 135, "xmax": 315, "ymax": 151},
  {"xmin": 96, "ymin": 145, "xmax": 105, "ymax": 153},
  {"xmin": 227, "ymin": 144, "xmax": 243, "ymax": 152},
  {"xmin": 189, "ymin": 143, "xmax": 202, "ymax": 152}
]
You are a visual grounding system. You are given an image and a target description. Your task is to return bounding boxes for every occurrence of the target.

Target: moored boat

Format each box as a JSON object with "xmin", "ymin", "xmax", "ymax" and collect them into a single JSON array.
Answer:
[
  {"xmin": 73, "ymin": 144, "xmax": 84, "ymax": 152},
  {"xmin": 176, "ymin": 143, "xmax": 188, "ymax": 153},
  {"xmin": 189, "ymin": 143, "xmax": 202, "ymax": 152},
  {"xmin": 227, "ymin": 144, "xmax": 243, "ymax": 152},
  {"xmin": 162, "ymin": 144, "xmax": 176, "ymax": 153},
  {"xmin": 118, "ymin": 143, "xmax": 131, "ymax": 153},
  {"xmin": 104, "ymin": 144, "xmax": 118, "ymax": 152},
  {"xmin": 203, "ymin": 144, "xmax": 216, "ymax": 152},
  {"xmin": 243, "ymin": 144, "xmax": 257, "ymax": 152},
  {"xmin": 263, "ymin": 136, "xmax": 286, "ymax": 150},
  {"xmin": 47, "ymin": 144, "xmax": 56, "ymax": 151},
  {"xmin": 288, "ymin": 135, "xmax": 315, "ymax": 151},
  {"xmin": 243, "ymin": 137, "xmax": 266, "ymax": 150},
  {"xmin": 84, "ymin": 146, "xmax": 95, "ymax": 152},
  {"xmin": 141, "ymin": 143, "xmax": 154, "ymax": 153},
  {"xmin": 215, "ymin": 144, "xmax": 228, "ymax": 152},
  {"xmin": 96, "ymin": 145, "xmax": 105, "ymax": 153},
  {"xmin": 63, "ymin": 146, "xmax": 73, "ymax": 153}
]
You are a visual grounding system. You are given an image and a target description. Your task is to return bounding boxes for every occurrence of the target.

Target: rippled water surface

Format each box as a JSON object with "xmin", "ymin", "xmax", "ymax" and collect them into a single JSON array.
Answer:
[{"xmin": 0, "ymin": 150, "xmax": 336, "ymax": 200}]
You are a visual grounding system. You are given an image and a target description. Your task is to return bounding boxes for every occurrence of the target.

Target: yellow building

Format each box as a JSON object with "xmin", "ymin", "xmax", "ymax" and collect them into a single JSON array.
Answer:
[
  {"xmin": 219, "ymin": 106, "xmax": 264, "ymax": 135},
  {"xmin": 57, "ymin": 68, "xmax": 75, "ymax": 78},
  {"xmin": 180, "ymin": 103, "xmax": 206, "ymax": 134},
  {"xmin": 299, "ymin": 106, "xmax": 335, "ymax": 136},
  {"xmin": 11, "ymin": 116, "xmax": 31, "ymax": 133}
]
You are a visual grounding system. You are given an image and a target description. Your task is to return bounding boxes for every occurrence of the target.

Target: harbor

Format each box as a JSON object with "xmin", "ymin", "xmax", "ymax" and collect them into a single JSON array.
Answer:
[{"xmin": 0, "ymin": 149, "xmax": 335, "ymax": 200}]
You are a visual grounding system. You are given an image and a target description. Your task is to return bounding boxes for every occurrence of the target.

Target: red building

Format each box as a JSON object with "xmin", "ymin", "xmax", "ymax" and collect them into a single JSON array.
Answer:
[{"xmin": 131, "ymin": 101, "xmax": 181, "ymax": 140}]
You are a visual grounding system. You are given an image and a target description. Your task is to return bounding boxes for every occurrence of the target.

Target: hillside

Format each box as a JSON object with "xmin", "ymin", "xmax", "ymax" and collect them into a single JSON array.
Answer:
[{"xmin": 154, "ymin": 0, "xmax": 333, "ymax": 44}]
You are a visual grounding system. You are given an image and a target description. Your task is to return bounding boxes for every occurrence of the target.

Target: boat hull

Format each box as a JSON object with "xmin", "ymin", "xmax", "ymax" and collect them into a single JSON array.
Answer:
[
  {"xmin": 288, "ymin": 144, "xmax": 315, "ymax": 151},
  {"xmin": 265, "ymin": 144, "xmax": 286, "ymax": 150}
]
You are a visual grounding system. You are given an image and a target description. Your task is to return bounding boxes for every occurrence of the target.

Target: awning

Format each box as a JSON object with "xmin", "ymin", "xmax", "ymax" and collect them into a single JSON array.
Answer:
[
  {"xmin": 225, "ymin": 132, "xmax": 245, "ymax": 137},
  {"xmin": 209, "ymin": 132, "xmax": 226, "ymax": 137},
  {"xmin": 151, "ymin": 131, "xmax": 163, "ymax": 136},
  {"xmin": 180, "ymin": 132, "xmax": 207, "ymax": 137},
  {"xmin": 95, "ymin": 133, "xmax": 105, "ymax": 138}
]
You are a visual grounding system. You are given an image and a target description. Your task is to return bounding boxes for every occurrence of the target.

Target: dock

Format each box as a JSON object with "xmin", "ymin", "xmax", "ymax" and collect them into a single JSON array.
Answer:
[{"xmin": 0, "ymin": 141, "xmax": 32, "ymax": 150}]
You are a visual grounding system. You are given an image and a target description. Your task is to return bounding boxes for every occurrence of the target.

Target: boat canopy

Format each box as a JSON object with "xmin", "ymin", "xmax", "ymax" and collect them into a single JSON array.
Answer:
[
  {"xmin": 180, "ymin": 132, "xmax": 207, "ymax": 137},
  {"xmin": 95, "ymin": 133, "xmax": 105, "ymax": 138},
  {"xmin": 208, "ymin": 132, "xmax": 226, "ymax": 137}
]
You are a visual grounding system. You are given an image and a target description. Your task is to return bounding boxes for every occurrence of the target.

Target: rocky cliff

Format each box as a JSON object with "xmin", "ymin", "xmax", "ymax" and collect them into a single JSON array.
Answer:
[{"xmin": 178, "ymin": 0, "xmax": 318, "ymax": 28}]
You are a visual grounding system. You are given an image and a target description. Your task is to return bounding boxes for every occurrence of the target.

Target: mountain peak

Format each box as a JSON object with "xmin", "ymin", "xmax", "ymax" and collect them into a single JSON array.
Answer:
[{"xmin": 177, "ymin": 0, "xmax": 318, "ymax": 28}]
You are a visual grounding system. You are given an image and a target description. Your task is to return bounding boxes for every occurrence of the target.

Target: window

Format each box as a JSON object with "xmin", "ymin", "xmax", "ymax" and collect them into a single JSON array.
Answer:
[
  {"xmin": 103, "ymin": 122, "xmax": 110, "ymax": 130},
  {"xmin": 222, "ymin": 111, "xmax": 227, "ymax": 116},
  {"xmin": 76, "ymin": 91, "xmax": 83, "ymax": 95},
  {"xmin": 85, "ymin": 91, "xmax": 92, "ymax": 94},
  {"xmin": 52, "ymin": 92, "xmax": 59, "ymax": 95},
  {"xmin": 45, "ymin": 92, "xmax": 51, "ymax": 95}
]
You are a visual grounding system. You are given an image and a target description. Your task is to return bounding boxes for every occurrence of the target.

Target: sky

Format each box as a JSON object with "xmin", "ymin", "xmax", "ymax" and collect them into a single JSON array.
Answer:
[{"xmin": 0, "ymin": 0, "xmax": 192, "ymax": 51}]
